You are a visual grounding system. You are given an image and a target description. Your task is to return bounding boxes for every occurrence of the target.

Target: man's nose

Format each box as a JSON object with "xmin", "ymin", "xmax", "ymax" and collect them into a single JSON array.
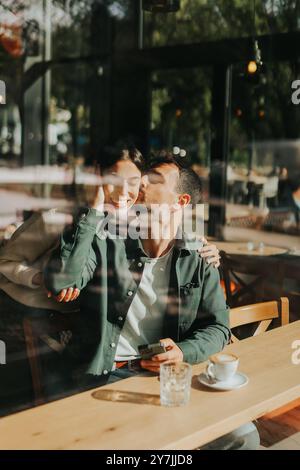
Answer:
[{"xmin": 140, "ymin": 175, "xmax": 148, "ymax": 189}]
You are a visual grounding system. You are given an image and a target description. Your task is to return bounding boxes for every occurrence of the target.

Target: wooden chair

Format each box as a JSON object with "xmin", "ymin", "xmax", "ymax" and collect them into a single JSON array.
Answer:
[
  {"xmin": 229, "ymin": 297, "xmax": 289, "ymax": 343},
  {"xmin": 23, "ymin": 311, "xmax": 80, "ymax": 405}
]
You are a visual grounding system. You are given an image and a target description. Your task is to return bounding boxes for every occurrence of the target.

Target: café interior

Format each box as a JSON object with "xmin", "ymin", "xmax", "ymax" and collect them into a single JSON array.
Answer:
[{"xmin": 0, "ymin": 0, "xmax": 300, "ymax": 451}]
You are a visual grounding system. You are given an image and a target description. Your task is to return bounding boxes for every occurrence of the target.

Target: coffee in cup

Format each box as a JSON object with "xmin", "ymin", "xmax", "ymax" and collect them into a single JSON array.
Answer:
[{"xmin": 206, "ymin": 353, "xmax": 239, "ymax": 382}]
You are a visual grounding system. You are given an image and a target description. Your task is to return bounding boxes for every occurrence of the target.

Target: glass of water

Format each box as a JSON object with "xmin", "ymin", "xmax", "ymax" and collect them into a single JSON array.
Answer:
[{"xmin": 160, "ymin": 362, "xmax": 192, "ymax": 407}]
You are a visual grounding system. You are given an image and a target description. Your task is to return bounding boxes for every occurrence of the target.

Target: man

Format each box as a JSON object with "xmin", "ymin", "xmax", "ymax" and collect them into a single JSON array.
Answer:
[
  {"xmin": 45, "ymin": 157, "xmax": 229, "ymax": 376},
  {"xmin": 45, "ymin": 156, "xmax": 259, "ymax": 449}
]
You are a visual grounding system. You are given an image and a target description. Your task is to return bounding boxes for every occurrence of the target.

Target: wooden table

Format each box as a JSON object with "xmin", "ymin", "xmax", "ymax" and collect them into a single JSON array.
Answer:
[
  {"xmin": 0, "ymin": 321, "xmax": 300, "ymax": 450},
  {"xmin": 216, "ymin": 241, "xmax": 288, "ymax": 257}
]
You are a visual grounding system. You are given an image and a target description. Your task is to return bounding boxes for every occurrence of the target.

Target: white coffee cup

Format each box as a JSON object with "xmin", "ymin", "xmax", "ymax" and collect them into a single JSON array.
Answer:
[{"xmin": 206, "ymin": 353, "xmax": 239, "ymax": 382}]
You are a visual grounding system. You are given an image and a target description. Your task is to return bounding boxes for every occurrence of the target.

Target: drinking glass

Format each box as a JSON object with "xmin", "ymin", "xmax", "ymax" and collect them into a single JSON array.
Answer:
[{"xmin": 160, "ymin": 362, "xmax": 192, "ymax": 407}]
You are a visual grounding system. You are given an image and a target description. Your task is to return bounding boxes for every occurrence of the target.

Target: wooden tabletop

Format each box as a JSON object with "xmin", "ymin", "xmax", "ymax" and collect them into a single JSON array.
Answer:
[
  {"xmin": 1, "ymin": 321, "xmax": 300, "ymax": 450},
  {"xmin": 216, "ymin": 241, "xmax": 288, "ymax": 256}
]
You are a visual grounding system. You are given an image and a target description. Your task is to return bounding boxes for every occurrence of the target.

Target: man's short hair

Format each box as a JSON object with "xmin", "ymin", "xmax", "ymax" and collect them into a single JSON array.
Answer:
[{"xmin": 146, "ymin": 155, "xmax": 202, "ymax": 205}]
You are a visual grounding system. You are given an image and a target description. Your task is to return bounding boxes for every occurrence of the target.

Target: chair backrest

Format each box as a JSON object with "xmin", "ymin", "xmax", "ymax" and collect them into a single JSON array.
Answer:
[
  {"xmin": 220, "ymin": 250, "xmax": 285, "ymax": 307},
  {"xmin": 23, "ymin": 311, "xmax": 80, "ymax": 405},
  {"xmin": 221, "ymin": 249, "xmax": 285, "ymax": 277},
  {"xmin": 229, "ymin": 297, "xmax": 289, "ymax": 343}
]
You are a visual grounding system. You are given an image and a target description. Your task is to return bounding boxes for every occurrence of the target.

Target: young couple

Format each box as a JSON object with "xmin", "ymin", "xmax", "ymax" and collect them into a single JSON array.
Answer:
[
  {"xmin": 0, "ymin": 145, "xmax": 259, "ymax": 448},
  {"xmin": 45, "ymin": 146, "xmax": 229, "ymax": 381},
  {"xmin": 44, "ymin": 145, "xmax": 259, "ymax": 450},
  {"xmin": 0, "ymin": 146, "xmax": 219, "ymax": 401}
]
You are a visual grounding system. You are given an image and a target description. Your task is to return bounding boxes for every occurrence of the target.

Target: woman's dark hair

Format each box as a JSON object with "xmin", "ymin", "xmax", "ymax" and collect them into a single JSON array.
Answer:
[{"xmin": 100, "ymin": 143, "xmax": 145, "ymax": 173}]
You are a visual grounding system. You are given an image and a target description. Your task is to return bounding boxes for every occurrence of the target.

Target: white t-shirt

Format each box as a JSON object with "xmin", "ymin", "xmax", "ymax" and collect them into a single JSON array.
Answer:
[{"xmin": 115, "ymin": 249, "xmax": 173, "ymax": 360}]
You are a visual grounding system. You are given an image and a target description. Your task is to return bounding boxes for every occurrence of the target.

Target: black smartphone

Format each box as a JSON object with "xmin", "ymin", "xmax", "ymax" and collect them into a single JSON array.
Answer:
[{"xmin": 138, "ymin": 342, "xmax": 166, "ymax": 360}]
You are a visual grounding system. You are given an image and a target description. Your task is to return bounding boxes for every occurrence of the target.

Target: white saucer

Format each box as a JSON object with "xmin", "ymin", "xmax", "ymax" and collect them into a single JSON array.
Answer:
[{"xmin": 198, "ymin": 372, "xmax": 249, "ymax": 391}]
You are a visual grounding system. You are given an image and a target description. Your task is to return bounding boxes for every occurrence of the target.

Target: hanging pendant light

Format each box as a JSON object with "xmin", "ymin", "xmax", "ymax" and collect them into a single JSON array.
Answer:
[
  {"xmin": 247, "ymin": 39, "xmax": 263, "ymax": 75},
  {"xmin": 247, "ymin": 1, "xmax": 263, "ymax": 75},
  {"xmin": 142, "ymin": 0, "xmax": 180, "ymax": 13}
]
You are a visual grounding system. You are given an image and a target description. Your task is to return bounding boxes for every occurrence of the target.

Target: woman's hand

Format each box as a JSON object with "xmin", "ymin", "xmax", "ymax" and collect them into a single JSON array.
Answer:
[
  {"xmin": 85, "ymin": 165, "xmax": 105, "ymax": 211},
  {"xmin": 47, "ymin": 287, "xmax": 80, "ymax": 302},
  {"xmin": 89, "ymin": 185, "xmax": 105, "ymax": 211},
  {"xmin": 32, "ymin": 272, "xmax": 43, "ymax": 286},
  {"xmin": 198, "ymin": 237, "xmax": 220, "ymax": 268}
]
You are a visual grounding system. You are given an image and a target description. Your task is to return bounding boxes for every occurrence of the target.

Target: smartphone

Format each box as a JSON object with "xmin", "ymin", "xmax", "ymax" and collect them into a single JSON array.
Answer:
[{"xmin": 138, "ymin": 342, "xmax": 166, "ymax": 360}]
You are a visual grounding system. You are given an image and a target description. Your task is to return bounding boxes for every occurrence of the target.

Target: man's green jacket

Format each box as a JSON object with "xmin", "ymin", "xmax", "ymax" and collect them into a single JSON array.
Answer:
[{"xmin": 45, "ymin": 209, "xmax": 231, "ymax": 376}]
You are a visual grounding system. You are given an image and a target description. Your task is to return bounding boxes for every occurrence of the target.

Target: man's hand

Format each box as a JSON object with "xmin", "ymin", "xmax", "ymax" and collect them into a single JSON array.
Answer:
[
  {"xmin": 140, "ymin": 338, "xmax": 184, "ymax": 373},
  {"xmin": 47, "ymin": 287, "xmax": 80, "ymax": 302},
  {"xmin": 198, "ymin": 237, "xmax": 220, "ymax": 268}
]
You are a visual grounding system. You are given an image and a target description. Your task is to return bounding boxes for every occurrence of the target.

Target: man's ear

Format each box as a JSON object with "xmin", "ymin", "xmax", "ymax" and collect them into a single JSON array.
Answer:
[{"xmin": 178, "ymin": 193, "xmax": 191, "ymax": 207}]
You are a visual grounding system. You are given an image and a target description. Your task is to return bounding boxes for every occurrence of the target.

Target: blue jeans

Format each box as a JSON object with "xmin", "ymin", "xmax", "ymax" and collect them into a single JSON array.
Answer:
[
  {"xmin": 76, "ymin": 363, "xmax": 151, "ymax": 390},
  {"xmin": 107, "ymin": 365, "xmax": 152, "ymax": 383}
]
